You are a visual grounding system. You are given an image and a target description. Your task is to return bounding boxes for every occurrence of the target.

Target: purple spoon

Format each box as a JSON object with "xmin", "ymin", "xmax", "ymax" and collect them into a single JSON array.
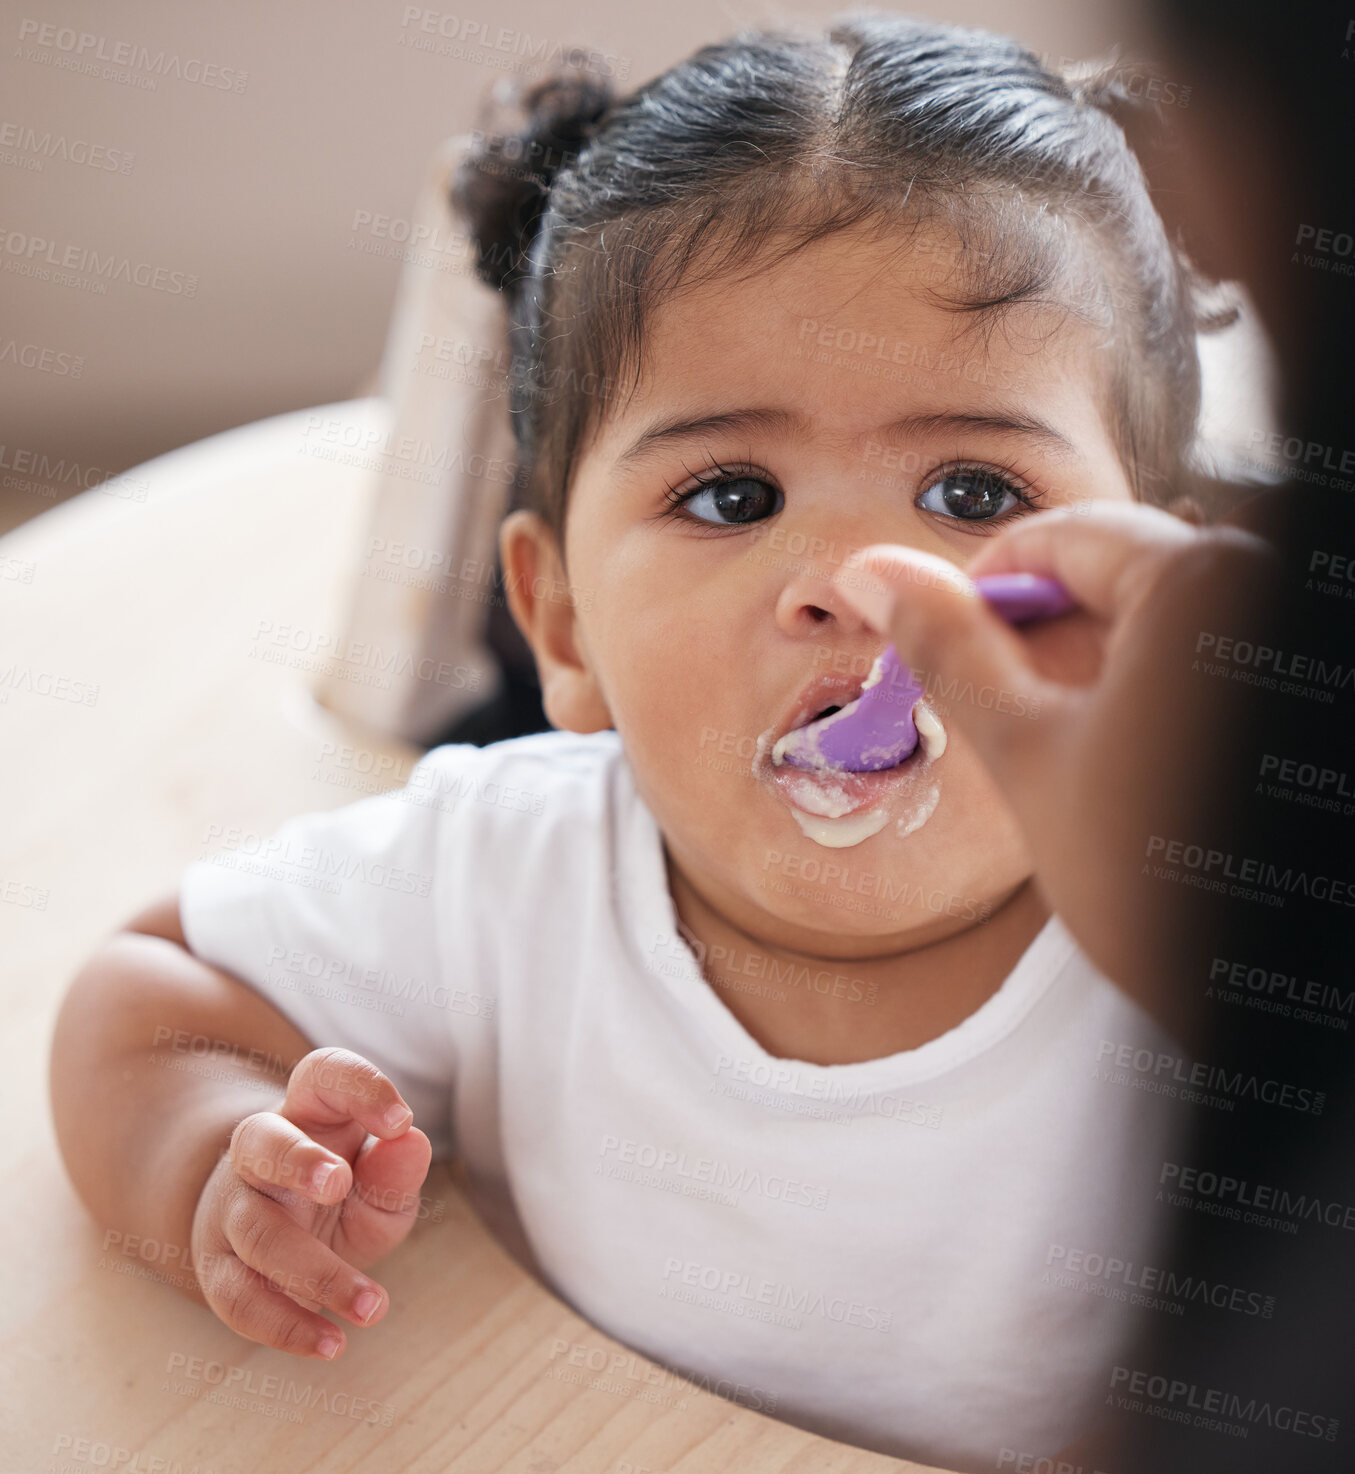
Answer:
[{"xmin": 776, "ymin": 573, "xmax": 1073, "ymax": 773}]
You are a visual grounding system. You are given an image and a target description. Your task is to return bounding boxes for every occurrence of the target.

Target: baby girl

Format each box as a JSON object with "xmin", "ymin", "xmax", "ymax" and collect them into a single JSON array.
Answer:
[{"xmin": 52, "ymin": 13, "xmax": 1232, "ymax": 1470}]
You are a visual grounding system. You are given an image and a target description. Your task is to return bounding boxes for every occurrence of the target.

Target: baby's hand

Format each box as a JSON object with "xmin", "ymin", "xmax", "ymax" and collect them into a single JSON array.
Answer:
[{"xmin": 190, "ymin": 1047, "xmax": 433, "ymax": 1359}]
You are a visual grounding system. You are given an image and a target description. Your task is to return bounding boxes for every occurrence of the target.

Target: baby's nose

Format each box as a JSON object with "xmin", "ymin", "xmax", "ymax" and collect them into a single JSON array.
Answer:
[{"xmin": 772, "ymin": 563, "xmax": 876, "ymax": 636}]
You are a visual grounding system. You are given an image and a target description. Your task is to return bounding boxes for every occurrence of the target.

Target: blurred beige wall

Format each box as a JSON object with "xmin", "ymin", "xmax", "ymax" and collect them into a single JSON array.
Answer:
[{"xmin": 1, "ymin": 0, "xmax": 1148, "ymax": 534}]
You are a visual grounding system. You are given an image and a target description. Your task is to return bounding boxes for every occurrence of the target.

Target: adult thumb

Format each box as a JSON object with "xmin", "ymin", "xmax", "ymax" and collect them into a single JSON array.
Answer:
[{"xmin": 831, "ymin": 544, "xmax": 1061, "ymax": 763}]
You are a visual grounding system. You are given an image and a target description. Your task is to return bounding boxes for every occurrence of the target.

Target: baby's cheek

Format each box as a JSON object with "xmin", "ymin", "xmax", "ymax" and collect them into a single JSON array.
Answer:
[
  {"xmin": 607, "ymin": 678, "xmax": 725, "ymax": 817},
  {"xmin": 628, "ymin": 643, "xmax": 727, "ymax": 759},
  {"xmin": 919, "ymin": 738, "xmax": 1032, "ymax": 881}
]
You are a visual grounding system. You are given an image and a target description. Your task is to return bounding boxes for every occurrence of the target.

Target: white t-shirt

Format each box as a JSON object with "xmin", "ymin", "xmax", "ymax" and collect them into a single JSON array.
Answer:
[{"xmin": 179, "ymin": 728, "xmax": 1191, "ymax": 1471}]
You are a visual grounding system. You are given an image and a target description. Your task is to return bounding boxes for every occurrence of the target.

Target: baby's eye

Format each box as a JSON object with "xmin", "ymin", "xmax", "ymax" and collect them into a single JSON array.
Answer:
[
  {"xmin": 674, "ymin": 475, "xmax": 784, "ymax": 526},
  {"xmin": 917, "ymin": 468, "xmax": 1024, "ymax": 522}
]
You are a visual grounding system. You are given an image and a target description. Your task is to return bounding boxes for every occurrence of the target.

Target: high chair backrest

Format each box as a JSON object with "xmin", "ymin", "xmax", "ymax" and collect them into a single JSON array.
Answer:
[{"xmin": 315, "ymin": 133, "xmax": 520, "ymax": 748}]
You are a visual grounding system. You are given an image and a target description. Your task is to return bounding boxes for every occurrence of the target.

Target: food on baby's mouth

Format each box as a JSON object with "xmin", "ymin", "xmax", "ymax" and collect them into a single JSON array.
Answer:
[
  {"xmin": 759, "ymin": 704, "xmax": 948, "ymax": 850},
  {"xmin": 773, "ymin": 646, "xmax": 925, "ymax": 772}
]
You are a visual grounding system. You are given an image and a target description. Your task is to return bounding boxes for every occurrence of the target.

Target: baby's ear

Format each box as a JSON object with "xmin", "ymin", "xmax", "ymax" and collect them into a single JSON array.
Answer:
[{"xmin": 498, "ymin": 511, "xmax": 611, "ymax": 733}]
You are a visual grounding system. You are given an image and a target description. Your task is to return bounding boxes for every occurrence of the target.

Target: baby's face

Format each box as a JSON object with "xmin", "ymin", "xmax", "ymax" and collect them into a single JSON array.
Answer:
[{"xmin": 554, "ymin": 224, "xmax": 1133, "ymax": 954}]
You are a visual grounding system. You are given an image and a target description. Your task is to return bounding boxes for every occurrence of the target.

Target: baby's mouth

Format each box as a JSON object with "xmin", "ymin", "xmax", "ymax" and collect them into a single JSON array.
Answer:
[
  {"xmin": 774, "ymin": 646, "xmax": 925, "ymax": 774},
  {"xmin": 755, "ymin": 662, "xmax": 945, "ymax": 820},
  {"xmin": 766, "ymin": 736, "xmax": 926, "ymax": 818}
]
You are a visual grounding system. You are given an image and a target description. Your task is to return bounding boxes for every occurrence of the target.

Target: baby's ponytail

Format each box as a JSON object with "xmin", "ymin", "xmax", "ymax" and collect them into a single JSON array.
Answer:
[{"xmin": 451, "ymin": 63, "xmax": 616, "ymax": 297}]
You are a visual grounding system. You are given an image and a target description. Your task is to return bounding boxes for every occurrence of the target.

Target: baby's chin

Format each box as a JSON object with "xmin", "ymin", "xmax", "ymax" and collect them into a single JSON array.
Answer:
[{"xmin": 738, "ymin": 797, "xmax": 1010, "ymax": 939}]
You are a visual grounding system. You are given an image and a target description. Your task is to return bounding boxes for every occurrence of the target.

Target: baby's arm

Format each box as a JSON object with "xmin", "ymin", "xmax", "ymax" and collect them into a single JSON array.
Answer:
[{"xmin": 50, "ymin": 893, "xmax": 432, "ymax": 1360}]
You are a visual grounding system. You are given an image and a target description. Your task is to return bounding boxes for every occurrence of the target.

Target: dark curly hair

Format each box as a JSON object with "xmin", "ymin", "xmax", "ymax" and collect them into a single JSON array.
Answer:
[{"xmin": 451, "ymin": 11, "xmax": 1231, "ymax": 550}]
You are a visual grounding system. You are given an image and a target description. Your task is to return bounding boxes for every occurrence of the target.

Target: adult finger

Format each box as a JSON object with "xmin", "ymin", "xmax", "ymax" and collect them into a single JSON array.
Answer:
[
  {"xmin": 832, "ymin": 544, "xmax": 1068, "ymax": 760},
  {"xmin": 962, "ymin": 502, "xmax": 1210, "ymax": 622}
]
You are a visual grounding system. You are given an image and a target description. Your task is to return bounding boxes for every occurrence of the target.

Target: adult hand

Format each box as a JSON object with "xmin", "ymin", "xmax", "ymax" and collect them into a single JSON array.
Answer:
[{"xmin": 833, "ymin": 502, "xmax": 1279, "ymax": 1038}]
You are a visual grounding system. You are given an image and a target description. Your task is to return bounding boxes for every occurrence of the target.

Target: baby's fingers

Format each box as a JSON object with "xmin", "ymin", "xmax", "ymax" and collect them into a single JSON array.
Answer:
[
  {"xmin": 221, "ymin": 1187, "xmax": 388, "ymax": 1332},
  {"xmin": 230, "ymin": 1110, "xmax": 351, "ymax": 1208},
  {"xmin": 283, "ymin": 1047, "xmax": 415, "ymax": 1142},
  {"xmin": 335, "ymin": 1126, "xmax": 433, "ymax": 1263},
  {"xmin": 198, "ymin": 1245, "xmax": 350, "ymax": 1361}
]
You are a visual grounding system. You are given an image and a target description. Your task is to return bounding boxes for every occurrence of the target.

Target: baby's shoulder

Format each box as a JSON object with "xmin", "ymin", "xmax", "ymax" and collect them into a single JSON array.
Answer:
[
  {"xmin": 410, "ymin": 730, "xmax": 635, "ymax": 952},
  {"xmin": 410, "ymin": 728, "xmax": 628, "ymax": 840}
]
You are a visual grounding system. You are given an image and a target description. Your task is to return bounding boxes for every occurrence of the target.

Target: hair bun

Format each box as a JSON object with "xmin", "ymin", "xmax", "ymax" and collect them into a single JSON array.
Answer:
[{"xmin": 451, "ymin": 61, "xmax": 615, "ymax": 294}]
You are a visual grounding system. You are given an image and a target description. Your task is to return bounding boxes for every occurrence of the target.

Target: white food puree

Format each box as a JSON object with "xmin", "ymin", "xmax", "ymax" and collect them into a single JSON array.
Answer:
[{"xmin": 764, "ymin": 700, "xmax": 949, "ymax": 850}]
